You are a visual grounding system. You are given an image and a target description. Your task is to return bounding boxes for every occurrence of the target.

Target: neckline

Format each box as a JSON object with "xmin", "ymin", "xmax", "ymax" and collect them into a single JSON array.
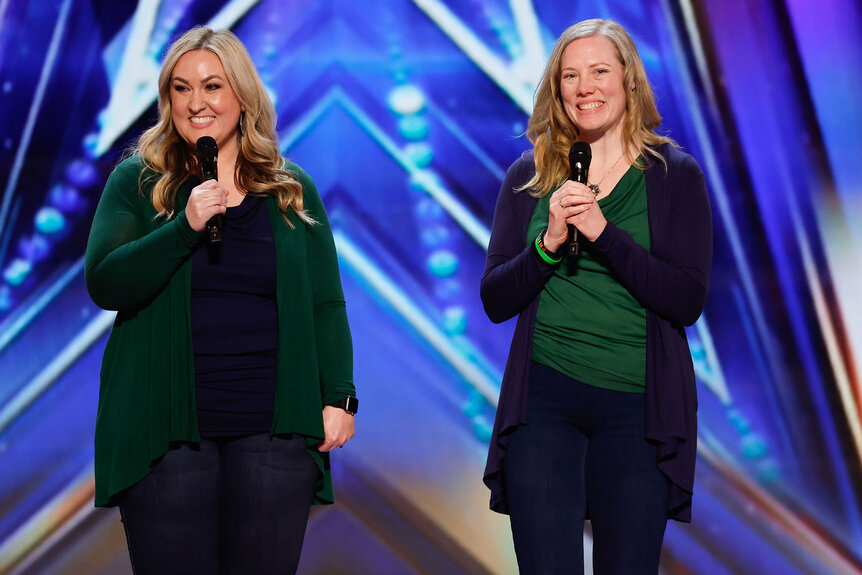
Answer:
[
  {"xmin": 597, "ymin": 160, "xmax": 642, "ymax": 203},
  {"xmin": 226, "ymin": 193, "xmax": 251, "ymax": 209}
]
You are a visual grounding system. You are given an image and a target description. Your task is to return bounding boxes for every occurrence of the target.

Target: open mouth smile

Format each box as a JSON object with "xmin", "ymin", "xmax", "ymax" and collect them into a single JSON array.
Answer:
[{"xmin": 578, "ymin": 102, "xmax": 604, "ymax": 111}]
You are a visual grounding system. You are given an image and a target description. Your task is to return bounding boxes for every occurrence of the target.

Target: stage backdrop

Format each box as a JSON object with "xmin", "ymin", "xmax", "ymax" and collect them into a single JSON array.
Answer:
[{"xmin": 1, "ymin": 1, "xmax": 861, "ymax": 574}]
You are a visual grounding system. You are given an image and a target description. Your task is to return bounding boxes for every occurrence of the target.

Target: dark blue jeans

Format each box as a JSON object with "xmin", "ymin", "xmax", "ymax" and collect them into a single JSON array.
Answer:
[
  {"xmin": 118, "ymin": 433, "xmax": 318, "ymax": 575},
  {"xmin": 504, "ymin": 361, "xmax": 670, "ymax": 575}
]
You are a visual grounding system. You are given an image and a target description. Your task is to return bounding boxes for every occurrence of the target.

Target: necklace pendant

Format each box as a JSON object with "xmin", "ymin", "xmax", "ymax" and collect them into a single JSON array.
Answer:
[{"xmin": 588, "ymin": 183, "xmax": 601, "ymax": 196}]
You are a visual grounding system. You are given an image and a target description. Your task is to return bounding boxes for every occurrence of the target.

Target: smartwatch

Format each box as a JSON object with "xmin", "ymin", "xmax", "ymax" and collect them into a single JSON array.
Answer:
[{"xmin": 328, "ymin": 396, "xmax": 359, "ymax": 415}]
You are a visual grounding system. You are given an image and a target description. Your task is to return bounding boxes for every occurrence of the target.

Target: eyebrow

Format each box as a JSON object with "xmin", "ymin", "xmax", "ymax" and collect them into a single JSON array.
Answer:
[
  {"xmin": 171, "ymin": 75, "xmax": 224, "ymax": 84},
  {"xmin": 561, "ymin": 61, "xmax": 614, "ymax": 71}
]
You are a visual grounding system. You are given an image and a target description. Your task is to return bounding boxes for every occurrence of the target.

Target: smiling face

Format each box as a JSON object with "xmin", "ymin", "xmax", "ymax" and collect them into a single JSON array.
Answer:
[
  {"xmin": 559, "ymin": 35, "xmax": 629, "ymax": 143},
  {"xmin": 170, "ymin": 49, "xmax": 242, "ymax": 161}
]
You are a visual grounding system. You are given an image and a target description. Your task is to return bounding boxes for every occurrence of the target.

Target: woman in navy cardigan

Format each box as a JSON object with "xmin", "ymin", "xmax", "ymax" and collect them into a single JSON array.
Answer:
[{"xmin": 481, "ymin": 19, "xmax": 712, "ymax": 575}]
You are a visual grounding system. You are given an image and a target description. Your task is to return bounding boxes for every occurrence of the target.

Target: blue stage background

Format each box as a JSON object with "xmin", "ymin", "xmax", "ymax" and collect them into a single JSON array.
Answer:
[{"xmin": 1, "ymin": 1, "xmax": 861, "ymax": 573}]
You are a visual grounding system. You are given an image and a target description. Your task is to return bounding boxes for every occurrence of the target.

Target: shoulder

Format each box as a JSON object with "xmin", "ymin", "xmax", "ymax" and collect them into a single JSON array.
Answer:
[
  {"xmin": 500, "ymin": 150, "xmax": 537, "ymax": 197},
  {"xmin": 283, "ymin": 159, "xmax": 316, "ymax": 192},
  {"xmin": 115, "ymin": 154, "xmax": 145, "ymax": 173},
  {"xmin": 281, "ymin": 160, "xmax": 327, "ymax": 221},
  {"xmin": 644, "ymin": 144, "xmax": 706, "ymax": 197},
  {"xmin": 106, "ymin": 155, "xmax": 161, "ymax": 187},
  {"xmin": 107, "ymin": 155, "xmax": 145, "ymax": 182},
  {"xmin": 517, "ymin": 149, "xmax": 535, "ymax": 165},
  {"xmin": 102, "ymin": 155, "xmax": 150, "ymax": 197},
  {"xmin": 651, "ymin": 143, "xmax": 703, "ymax": 178},
  {"xmin": 492, "ymin": 151, "xmax": 540, "ymax": 227},
  {"xmin": 508, "ymin": 149, "xmax": 536, "ymax": 181},
  {"xmin": 645, "ymin": 144, "xmax": 710, "ymax": 222}
]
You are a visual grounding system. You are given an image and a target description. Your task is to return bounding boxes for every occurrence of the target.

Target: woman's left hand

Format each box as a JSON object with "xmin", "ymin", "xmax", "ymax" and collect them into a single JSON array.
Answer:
[
  {"xmin": 553, "ymin": 183, "xmax": 608, "ymax": 242},
  {"xmin": 318, "ymin": 406, "xmax": 355, "ymax": 452}
]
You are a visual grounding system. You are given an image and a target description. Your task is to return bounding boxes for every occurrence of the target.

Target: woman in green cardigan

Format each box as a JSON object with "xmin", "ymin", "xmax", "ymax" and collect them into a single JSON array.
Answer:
[{"xmin": 85, "ymin": 27, "xmax": 357, "ymax": 575}]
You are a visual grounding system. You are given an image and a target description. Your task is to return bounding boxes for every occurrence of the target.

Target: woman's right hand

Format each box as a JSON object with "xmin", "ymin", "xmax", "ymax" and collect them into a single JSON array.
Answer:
[
  {"xmin": 545, "ymin": 180, "xmax": 595, "ymax": 252},
  {"xmin": 186, "ymin": 180, "xmax": 228, "ymax": 232}
]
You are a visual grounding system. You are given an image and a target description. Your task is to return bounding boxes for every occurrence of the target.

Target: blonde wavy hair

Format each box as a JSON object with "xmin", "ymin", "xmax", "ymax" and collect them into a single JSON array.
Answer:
[
  {"xmin": 134, "ymin": 26, "xmax": 312, "ymax": 226},
  {"xmin": 523, "ymin": 19, "xmax": 676, "ymax": 197}
]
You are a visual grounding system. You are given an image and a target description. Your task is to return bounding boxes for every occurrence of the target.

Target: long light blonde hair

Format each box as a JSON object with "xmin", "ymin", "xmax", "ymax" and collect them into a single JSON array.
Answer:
[
  {"xmin": 134, "ymin": 26, "xmax": 312, "ymax": 226},
  {"xmin": 523, "ymin": 19, "xmax": 675, "ymax": 197}
]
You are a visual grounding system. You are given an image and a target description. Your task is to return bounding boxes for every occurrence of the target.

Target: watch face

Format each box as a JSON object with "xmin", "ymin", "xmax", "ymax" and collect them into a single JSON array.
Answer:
[
  {"xmin": 332, "ymin": 397, "xmax": 358, "ymax": 414},
  {"xmin": 344, "ymin": 397, "xmax": 359, "ymax": 414}
]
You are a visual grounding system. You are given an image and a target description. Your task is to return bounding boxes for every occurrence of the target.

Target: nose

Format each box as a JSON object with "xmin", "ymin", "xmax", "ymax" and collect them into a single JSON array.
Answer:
[
  {"xmin": 188, "ymin": 89, "xmax": 206, "ymax": 113},
  {"xmin": 577, "ymin": 77, "xmax": 596, "ymax": 96}
]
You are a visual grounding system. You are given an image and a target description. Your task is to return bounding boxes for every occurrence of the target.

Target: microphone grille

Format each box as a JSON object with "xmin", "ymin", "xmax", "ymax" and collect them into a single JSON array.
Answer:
[
  {"xmin": 569, "ymin": 141, "xmax": 591, "ymax": 163},
  {"xmin": 195, "ymin": 136, "xmax": 218, "ymax": 160}
]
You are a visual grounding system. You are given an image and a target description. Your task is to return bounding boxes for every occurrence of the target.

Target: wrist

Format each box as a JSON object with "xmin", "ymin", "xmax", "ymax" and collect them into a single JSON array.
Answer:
[
  {"xmin": 327, "ymin": 396, "xmax": 358, "ymax": 415},
  {"xmin": 533, "ymin": 229, "xmax": 562, "ymax": 265},
  {"xmin": 543, "ymin": 231, "xmax": 565, "ymax": 254}
]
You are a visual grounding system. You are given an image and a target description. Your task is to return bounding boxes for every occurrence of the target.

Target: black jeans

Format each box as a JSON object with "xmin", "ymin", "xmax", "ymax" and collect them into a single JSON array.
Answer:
[
  {"xmin": 118, "ymin": 433, "xmax": 318, "ymax": 575},
  {"xmin": 504, "ymin": 361, "xmax": 670, "ymax": 575}
]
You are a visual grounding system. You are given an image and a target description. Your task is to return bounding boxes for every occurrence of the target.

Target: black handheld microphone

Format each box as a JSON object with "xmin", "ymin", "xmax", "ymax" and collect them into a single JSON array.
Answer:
[
  {"xmin": 567, "ymin": 142, "xmax": 591, "ymax": 259},
  {"xmin": 195, "ymin": 136, "xmax": 222, "ymax": 244}
]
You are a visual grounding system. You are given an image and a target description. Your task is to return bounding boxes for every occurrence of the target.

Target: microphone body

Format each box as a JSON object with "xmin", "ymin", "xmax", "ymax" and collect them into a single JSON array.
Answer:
[
  {"xmin": 195, "ymin": 136, "xmax": 222, "ymax": 244},
  {"xmin": 567, "ymin": 142, "xmax": 592, "ymax": 259}
]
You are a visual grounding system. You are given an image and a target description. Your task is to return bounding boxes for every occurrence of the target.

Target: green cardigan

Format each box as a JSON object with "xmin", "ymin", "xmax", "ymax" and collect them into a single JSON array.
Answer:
[{"xmin": 85, "ymin": 156, "xmax": 354, "ymax": 507}]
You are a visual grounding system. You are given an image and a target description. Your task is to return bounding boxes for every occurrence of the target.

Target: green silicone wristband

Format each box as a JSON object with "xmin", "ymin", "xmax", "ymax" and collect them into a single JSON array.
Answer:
[{"xmin": 535, "ymin": 232, "xmax": 563, "ymax": 264}]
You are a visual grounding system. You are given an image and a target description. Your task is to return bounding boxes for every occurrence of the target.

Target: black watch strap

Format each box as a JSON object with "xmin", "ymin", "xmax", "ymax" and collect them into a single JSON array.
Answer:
[{"xmin": 328, "ymin": 396, "xmax": 359, "ymax": 415}]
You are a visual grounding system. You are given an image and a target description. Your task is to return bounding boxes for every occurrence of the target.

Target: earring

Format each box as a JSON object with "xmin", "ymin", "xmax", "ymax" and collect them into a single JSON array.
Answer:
[{"xmin": 238, "ymin": 112, "xmax": 245, "ymax": 137}]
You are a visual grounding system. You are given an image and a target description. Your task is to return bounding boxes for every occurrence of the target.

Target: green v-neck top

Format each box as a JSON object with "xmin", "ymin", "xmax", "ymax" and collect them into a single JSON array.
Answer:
[{"xmin": 527, "ymin": 163, "xmax": 650, "ymax": 392}]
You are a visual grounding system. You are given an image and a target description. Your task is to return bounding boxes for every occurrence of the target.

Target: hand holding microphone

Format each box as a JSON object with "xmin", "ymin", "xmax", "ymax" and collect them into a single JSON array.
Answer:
[
  {"xmin": 546, "ymin": 142, "xmax": 609, "ymax": 263},
  {"xmin": 186, "ymin": 180, "xmax": 227, "ymax": 233}
]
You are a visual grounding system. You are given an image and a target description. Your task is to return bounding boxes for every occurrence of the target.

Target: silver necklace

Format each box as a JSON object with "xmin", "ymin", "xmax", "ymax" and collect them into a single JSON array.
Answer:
[{"xmin": 587, "ymin": 152, "xmax": 625, "ymax": 196}]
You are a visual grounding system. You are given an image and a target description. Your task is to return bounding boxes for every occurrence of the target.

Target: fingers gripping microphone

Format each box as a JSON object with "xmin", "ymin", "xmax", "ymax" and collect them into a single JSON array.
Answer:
[
  {"xmin": 195, "ymin": 136, "xmax": 221, "ymax": 244},
  {"xmin": 567, "ymin": 142, "xmax": 591, "ymax": 259}
]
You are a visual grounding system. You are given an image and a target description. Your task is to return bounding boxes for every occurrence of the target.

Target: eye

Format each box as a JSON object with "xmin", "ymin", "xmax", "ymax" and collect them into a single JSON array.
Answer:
[
  {"xmin": 205, "ymin": 83, "xmax": 221, "ymax": 91},
  {"xmin": 172, "ymin": 84, "xmax": 189, "ymax": 93},
  {"xmin": 595, "ymin": 68, "xmax": 608, "ymax": 76}
]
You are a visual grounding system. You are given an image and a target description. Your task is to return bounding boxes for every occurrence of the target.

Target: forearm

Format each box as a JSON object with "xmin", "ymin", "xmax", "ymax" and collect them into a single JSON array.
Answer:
[
  {"xmin": 85, "ymin": 211, "xmax": 201, "ymax": 310},
  {"xmin": 592, "ymin": 221, "xmax": 710, "ymax": 327},
  {"xmin": 314, "ymin": 302, "xmax": 355, "ymax": 404},
  {"xmin": 480, "ymin": 245, "xmax": 557, "ymax": 323}
]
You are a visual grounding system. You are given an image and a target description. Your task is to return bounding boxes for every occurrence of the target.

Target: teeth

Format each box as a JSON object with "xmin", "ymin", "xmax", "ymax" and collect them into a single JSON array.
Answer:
[
  {"xmin": 190, "ymin": 116, "xmax": 214, "ymax": 124},
  {"xmin": 578, "ymin": 102, "xmax": 603, "ymax": 110}
]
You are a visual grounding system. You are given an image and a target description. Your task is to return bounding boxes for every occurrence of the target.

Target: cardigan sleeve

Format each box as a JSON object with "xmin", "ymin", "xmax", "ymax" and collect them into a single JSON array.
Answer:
[
  {"xmin": 291, "ymin": 165, "xmax": 355, "ymax": 405},
  {"xmin": 591, "ymin": 152, "xmax": 712, "ymax": 326},
  {"xmin": 480, "ymin": 156, "xmax": 557, "ymax": 324},
  {"xmin": 85, "ymin": 157, "xmax": 202, "ymax": 311}
]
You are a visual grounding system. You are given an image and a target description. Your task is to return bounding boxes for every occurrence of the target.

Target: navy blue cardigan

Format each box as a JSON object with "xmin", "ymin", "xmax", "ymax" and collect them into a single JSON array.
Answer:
[{"xmin": 481, "ymin": 143, "xmax": 712, "ymax": 522}]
